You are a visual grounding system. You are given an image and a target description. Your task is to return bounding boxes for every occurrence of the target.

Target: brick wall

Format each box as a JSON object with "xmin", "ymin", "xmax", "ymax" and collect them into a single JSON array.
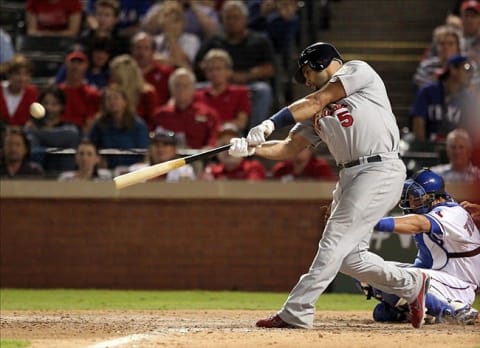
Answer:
[{"xmin": 0, "ymin": 198, "xmax": 329, "ymax": 291}]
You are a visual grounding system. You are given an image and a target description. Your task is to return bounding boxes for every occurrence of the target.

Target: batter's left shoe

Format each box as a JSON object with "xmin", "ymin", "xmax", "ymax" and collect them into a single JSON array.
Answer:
[
  {"xmin": 408, "ymin": 272, "xmax": 430, "ymax": 329},
  {"xmin": 256, "ymin": 314, "xmax": 295, "ymax": 328}
]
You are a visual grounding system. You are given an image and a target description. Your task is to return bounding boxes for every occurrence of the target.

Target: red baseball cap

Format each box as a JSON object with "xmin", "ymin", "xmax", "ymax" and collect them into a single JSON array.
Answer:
[
  {"xmin": 65, "ymin": 50, "xmax": 88, "ymax": 62},
  {"xmin": 461, "ymin": 0, "xmax": 480, "ymax": 14}
]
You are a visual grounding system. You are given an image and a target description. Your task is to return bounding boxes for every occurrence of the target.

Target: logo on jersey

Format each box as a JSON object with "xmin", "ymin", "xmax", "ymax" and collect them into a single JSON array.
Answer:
[
  {"xmin": 315, "ymin": 103, "xmax": 354, "ymax": 132},
  {"xmin": 465, "ymin": 215, "xmax": 476, "ymax": 237}
]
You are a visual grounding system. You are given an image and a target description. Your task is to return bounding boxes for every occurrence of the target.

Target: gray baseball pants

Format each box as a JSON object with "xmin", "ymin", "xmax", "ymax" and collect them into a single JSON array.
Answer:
[{"xmin": 279, "ymin": 159, "xmax": 424, "ymax": 328}]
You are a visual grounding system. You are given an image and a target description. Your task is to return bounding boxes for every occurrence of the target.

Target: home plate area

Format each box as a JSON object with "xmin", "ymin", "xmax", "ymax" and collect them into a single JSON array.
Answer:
[{"xmin": 1, "ymin": 310, "xmax": 478, "ymax": 348}]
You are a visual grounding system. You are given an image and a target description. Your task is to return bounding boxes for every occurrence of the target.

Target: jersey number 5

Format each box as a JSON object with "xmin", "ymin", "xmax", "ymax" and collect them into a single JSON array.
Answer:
[{"xmin": 336, "ymin": 110, "xmax": 354, "ymax": 127}]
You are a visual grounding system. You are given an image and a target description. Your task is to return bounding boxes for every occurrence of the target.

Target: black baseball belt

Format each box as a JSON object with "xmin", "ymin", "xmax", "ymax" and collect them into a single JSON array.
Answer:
[{"xmin": 339, "ymin": 153, "xmax": 399, "ymax": 169}]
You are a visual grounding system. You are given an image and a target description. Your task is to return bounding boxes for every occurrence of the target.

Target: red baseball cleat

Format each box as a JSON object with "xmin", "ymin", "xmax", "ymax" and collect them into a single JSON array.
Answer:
[
  {"xmin": 256, "ymin": 314, "xmax": 295, "ymax": 328},
  {"xmin": 409, "ymin": 272, "xmax": 430, "ymax": 328}
]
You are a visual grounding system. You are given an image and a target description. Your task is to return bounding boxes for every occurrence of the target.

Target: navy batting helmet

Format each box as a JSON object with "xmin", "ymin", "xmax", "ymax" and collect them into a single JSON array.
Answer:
[
  {"xmin": 399, "ymin": 169, "xmax": 447, "ymax": 214},
  {"xmin": 294, "ymin": 42, "xmax": 343, "ymax": 84}
]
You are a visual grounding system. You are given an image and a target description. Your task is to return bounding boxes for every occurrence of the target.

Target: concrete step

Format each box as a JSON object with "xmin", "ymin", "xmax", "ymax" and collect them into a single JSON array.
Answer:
[
  {"xmin": 321, "ymin": 0, "xmax": 457, "ymax": 42},
  {"xmin": 293, "ymin": 0, "xmax": 456, "ymax": 131}
]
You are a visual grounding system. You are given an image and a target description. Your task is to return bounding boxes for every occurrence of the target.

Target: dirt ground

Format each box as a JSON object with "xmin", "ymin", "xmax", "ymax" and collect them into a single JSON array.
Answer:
[{"xmin": 1, "ymin": 310, "xmax": 479, "ymax": 348}]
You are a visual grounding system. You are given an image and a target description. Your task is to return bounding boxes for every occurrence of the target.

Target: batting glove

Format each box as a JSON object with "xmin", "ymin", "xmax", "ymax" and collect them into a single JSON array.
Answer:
[
  {"xmin": 246, "ymin": 120, "xmax": 275, "ymax": 146},
  {"xmin": 229, "ymin": 137, "xmax": 255, "ymax": 157}
]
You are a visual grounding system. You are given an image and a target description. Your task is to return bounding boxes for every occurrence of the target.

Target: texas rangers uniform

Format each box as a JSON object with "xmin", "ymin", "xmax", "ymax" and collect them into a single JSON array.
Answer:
[{"xmin": 415, "ymin": 201, "xmax": 480, "ymax": 305}]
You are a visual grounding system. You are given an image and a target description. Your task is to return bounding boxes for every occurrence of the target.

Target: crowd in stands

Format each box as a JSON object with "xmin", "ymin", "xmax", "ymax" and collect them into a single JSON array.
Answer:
[
  {"xmin": 407, "ymin": 0, "xmax": 480, "ymax": 182},
  {"xmin": 0, "ymin": 0, "xmax": 479, "ymax": 185}
]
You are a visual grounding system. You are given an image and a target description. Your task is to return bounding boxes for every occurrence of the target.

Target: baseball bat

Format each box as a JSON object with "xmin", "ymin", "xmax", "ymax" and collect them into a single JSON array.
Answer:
[{"xmin": 114, "ymin": 144, "xmax": 231, "ymax": 190}]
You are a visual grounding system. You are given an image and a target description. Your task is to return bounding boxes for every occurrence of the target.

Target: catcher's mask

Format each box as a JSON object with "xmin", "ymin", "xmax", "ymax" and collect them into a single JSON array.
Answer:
[
  {"xmin": 294, "ymin": 42, "xmax": 343, "ymax": 84},
  {"xmin": 399, "ymin": 169, "xmax": 446, "ymax": 214}
]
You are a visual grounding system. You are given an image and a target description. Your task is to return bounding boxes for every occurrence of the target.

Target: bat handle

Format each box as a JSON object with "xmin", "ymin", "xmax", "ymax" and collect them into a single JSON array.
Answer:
[{"xmin": 184, "ymin": 144, "xmax": 232, "ymax": 164}]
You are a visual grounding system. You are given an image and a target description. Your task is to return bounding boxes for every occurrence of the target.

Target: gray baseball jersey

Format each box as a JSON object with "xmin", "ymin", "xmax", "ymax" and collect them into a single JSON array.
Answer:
[
  {"xmin": 292, "ymin": 60, "xmax": 400, "ymax": 164},
  {"xmin": 278, "ymin": 60, "xmax": 425, "ymax": 329}
]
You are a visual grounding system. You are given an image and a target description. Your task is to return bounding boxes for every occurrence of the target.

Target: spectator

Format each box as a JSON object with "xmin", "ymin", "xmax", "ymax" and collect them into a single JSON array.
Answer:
[
  {"xmin": 143, "ymin": 0, "xmax": 220, "ymax": 40},
  {"xmin": 420, "ymin": 15, "xmax": 463, "ymax": 60},
  {"xmin": 460, "ymin": 0, "xmax": 480, "ymax": 91},
  {"xmin": 410, "ymin": 55, "xmax": 477, "ymax": 142},
  {"xmin": 58, "ymin": 139, "xmax": 112, "ymax": 181},
  {"xmin": 196, "ymin": 48, "xmax": 250, "ymax": 133},
  {"xmin": 151, "ymin": 1, "xmax": 201, "ymax": 69},
  {"xmin": 184, "ymin": 0, "xmax": 221, "ymax": 39},
  {"xmin": 131, "ymin": 31, "xmax": 175, "ymax": 107},
  {"xmin": 55, "ymin": 38, "xmax": 114, "ymax": 89},
  {"xmin": 0, "ymin": 29, "xmax": 15, "ymax": 74},
  {"xmin": 0, "ymin": 126, "xmax": 44, "ymax": 178},
  {"xmin": 271, "ymin": 147, "xmax": 336, "ymax": 182},
  {"xmin": 24, "ymin": 86, "xmax": 80, "ymax": 175},
  {"xmin": 80, "ymin": 0, "xmax": 130, "ymax": 57},
  {"xmin": 25, "ymin": 0, "xmax": 83, "ymax": 37},
  {"xmin": 247, "ymin": 0, "xmax": 299, "ymax": 104},
  {"xmin": 109, "ymin": 54, "xmax": 158, "ymax": 130},
  {"xmin": 24, "ymin": 85, "xmax": 80, "ymax": 150},
  {"xmin": 0, "ymin": 54, "xmax": 38, "ymax": 127},
  {"xmin": 85, "ymin": 39, "xmax": 114, "ymax": 89},
  {"xmin": 89, "ymin": 83, "xmax": 149, "ymax": 168},
  {"xmin": 86, "ymin": 0, "xmax": 153, "ymax": 37},
  {"xmin": 202, "ymin": 122, "xmax": 266, "ymax": 180},
  {"xmin": 413, "ymin": 25, "xmax": 463, "ymax": 90},
  {"xmin": 247, "ymin": 0, "xmax": 299, "ymax": 54},
  {"xmin": 445, "ymin": 13, "xmax": 463, "ymax": 31},
  {"xmin": 57, "ymin": 50, "xmax": 102, "ymax": 134},
  {"xmin": 195, "ymin": 0, "xmax": 275, "ymax": 130},
  {"xmin": 126, "ymin": 129, "xmax": 196, "ymax": 181},
  {"xmin": 152, "ymin": 67, "xmax": 220, "ymax": 149},
  {"xmin": 431, "ymin": 128, "xmax": 480, "ymax": 182}
]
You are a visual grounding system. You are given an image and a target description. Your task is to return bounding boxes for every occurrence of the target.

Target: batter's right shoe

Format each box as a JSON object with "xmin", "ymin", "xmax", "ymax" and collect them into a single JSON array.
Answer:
[
  {"xmin": 408, "ymin": 272, "xmax": 430, "ymax": 329},
  {"xmin": 256, "ymin": 314, "xmax": 295, "ymax": 328}
]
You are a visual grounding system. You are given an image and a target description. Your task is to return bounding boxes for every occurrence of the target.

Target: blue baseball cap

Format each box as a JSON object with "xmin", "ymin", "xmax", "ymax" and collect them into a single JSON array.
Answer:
[
  {"xmin": 439, "ymin": 54, "xmax": 473, "ymax": 78},
  {"xmin": 446, "ymin": 54, "xmax": 469, "ymax": 68}
]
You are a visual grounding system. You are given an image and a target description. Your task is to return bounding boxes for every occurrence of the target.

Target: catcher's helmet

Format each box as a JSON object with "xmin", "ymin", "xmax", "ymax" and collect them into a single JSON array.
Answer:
[
  {"xmin": 399, "ymin": 169, "xmax": 446, "ymax": 214},
  {"xmin": 294, "ymin": 42, "xmax": 343, "ymax": 84}
]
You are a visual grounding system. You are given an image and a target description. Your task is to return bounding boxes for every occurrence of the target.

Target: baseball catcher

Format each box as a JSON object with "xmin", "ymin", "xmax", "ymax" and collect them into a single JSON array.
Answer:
[{"xmin": 361, "ymin": 169, "xmax": 479, "ymax": 325}]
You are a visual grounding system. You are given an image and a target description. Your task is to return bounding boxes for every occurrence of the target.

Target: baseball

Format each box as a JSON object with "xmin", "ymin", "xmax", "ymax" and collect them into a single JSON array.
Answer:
[{"xmin": 30, "ymin": 102, "xmax": 45, "ymax": 119}]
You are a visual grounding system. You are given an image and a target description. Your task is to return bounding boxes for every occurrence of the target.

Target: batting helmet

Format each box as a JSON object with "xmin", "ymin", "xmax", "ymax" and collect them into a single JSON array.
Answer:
[
  {"xmin": 294, "ymin": 42, "xmax": 343, "ymax": 84},
  {"xmin": 399, "ymin": 169, "xmax": 447, "ymax": 214}
]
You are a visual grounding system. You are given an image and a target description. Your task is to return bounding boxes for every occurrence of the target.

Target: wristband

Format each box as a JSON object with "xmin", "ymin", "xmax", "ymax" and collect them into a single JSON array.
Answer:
[
  {"xmin": 374, "ymin": 217, "xmax": 395, "ymax": 233},
  {"xmin": 269, "ymin": 107, "xmax": 295, "ymax": 129}
]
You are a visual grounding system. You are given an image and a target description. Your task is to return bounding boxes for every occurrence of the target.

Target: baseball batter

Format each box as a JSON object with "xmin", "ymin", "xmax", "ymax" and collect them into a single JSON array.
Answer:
[
  {"xmin": 366, "ymin": 169, "xmax": 479, "ymax": 324},
  {"xmin": 229, "ymin": 42, "xmax": 430, "ymax": 329}
]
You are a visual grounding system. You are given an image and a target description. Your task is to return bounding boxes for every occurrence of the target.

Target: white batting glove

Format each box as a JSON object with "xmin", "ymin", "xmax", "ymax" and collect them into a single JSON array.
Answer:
[
  {"xmin": 246, "ymin": 120, "xmax": 275, "ymax": 146},
  {"xmin": 228, "ymin": 137, "xmax": 255, "ymax": 157}
]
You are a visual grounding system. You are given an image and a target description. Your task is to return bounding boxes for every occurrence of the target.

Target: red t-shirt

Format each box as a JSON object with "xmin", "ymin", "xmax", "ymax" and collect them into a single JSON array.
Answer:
[
  {"xmin": 152, "ymin": 101, "xmax": 220, "ymax": 149},
  {"xmin": 26, "ymin": 0, "xmax": 83, "ymax": 31},
  {"xmin": 195, "ymin": 85, "xmax": 251, "ymax": 123},
  {"xmin": 137, "ymin": 89, "xmax": 158, "ymax": 131},
  {"xmin": 206, "ymin": 159, "xmax": 266, "ymax": 180},
  {"xmin": 0, "ymin": 84, "xmax": 38, "ymax": 126},
  {"xmin": 272, "ymin": 156, "xmax": 336, "ymax": 181},
  {"xmin": 143, "ymin": 62, "xmax": 175, "ymax": 106},
  {"xmin": 59, "ymin": 82, "xmax": 101, "ymax": 128}
]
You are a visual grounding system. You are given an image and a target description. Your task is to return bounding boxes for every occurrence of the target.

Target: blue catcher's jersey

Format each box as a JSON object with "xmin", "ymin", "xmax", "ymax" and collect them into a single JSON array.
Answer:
[{"xmin": 413, "ymin": 202, "xmax": 480, "ymax": 289}]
